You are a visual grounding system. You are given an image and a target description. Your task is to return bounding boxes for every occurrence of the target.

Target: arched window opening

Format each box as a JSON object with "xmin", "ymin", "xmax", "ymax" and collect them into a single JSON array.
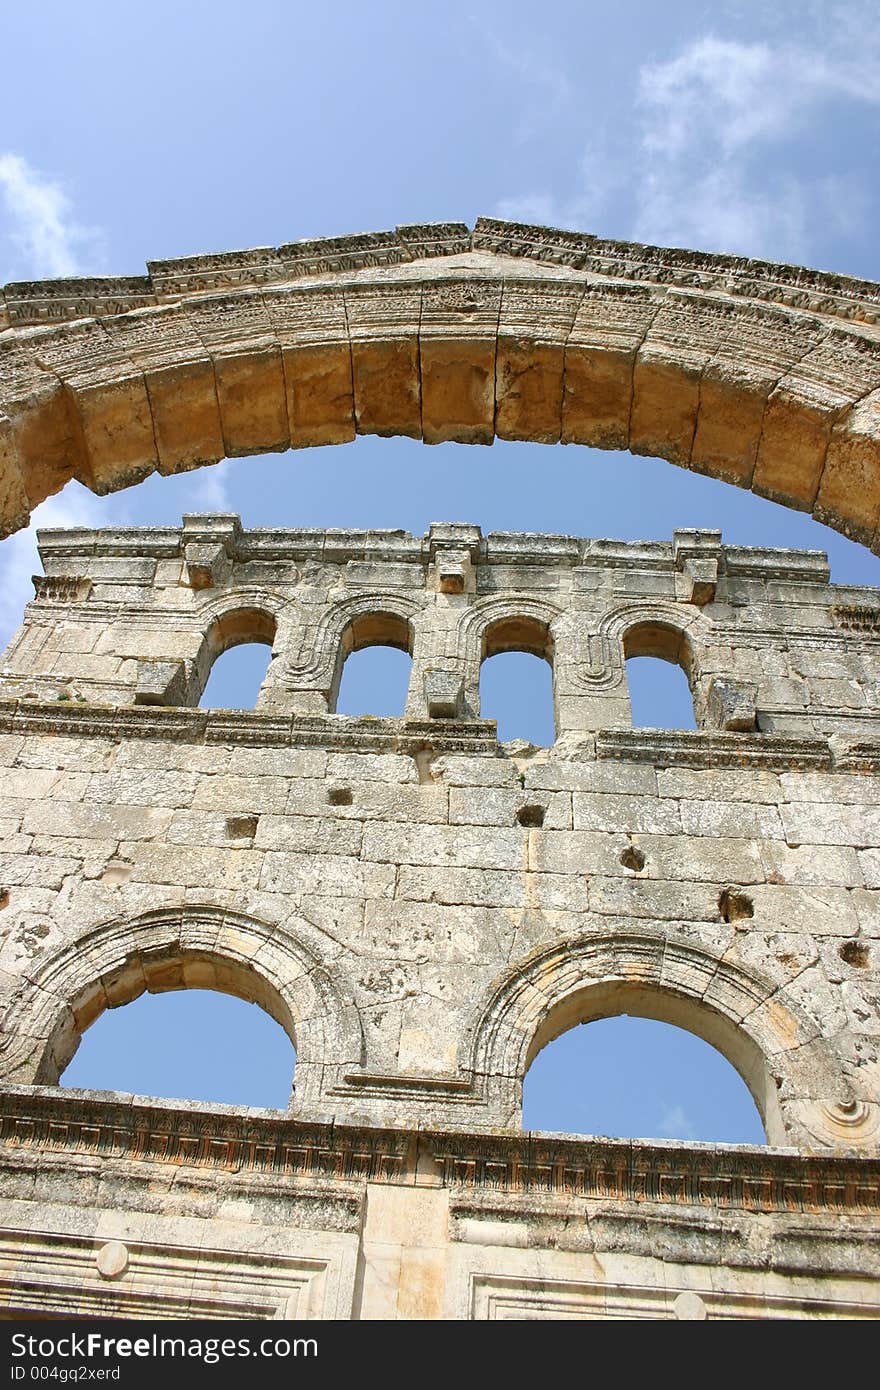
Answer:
[
  {"xmin": 523, "ymin": 1013, "xmax": 765, "ymax": 1145},
  {"xmin": 198, "ymin": 607, "xmax": 277, "ymax": 710},
  {"xmin": 61, "ymin": 989, "xmax": 295, "ymax": 1109},
  {"xmin": 479, "ymin": 615, "xmax": 555, "ymax": 745},
  {"xmin": 333, "ymin": 611, "xmax": 413, "ymax": 716},
  {"xmin": 624, "ymin": 621, "xmax": 697, "ymax": 730},
  {"xmin": 45, "ymin": 946, "xmax": 297, "ymax": 1111},
  {"xmin": 200, "ymin": 643, "xmax": 273, "ymax": 709}
]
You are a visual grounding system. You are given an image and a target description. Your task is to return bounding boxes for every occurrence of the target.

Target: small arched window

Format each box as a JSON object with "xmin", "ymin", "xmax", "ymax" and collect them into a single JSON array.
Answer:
[
  {"xmin": 624, "ymin": 621, "xmax": 697, "ymax": 730},
  {"xmin": 333, "ymin": 611, "xmax": 413, "ymax": 716},
  {"xmin": 479, "ymin": 615, "xmax": 555, "ymax": 745},
  {"xmin": 198, "ymin": 607, "xmax": 277, "ymax": 710}
]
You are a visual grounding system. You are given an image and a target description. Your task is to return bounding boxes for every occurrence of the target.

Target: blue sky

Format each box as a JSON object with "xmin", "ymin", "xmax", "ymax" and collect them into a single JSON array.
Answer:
[{"xmin": 3, "ymin": 1, "xmax": 879, "ymax": 1143}]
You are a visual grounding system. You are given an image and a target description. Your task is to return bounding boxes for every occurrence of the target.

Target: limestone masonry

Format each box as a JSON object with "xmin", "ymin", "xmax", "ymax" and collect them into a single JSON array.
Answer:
[{"xmin": 0, "ymin": 221, "xmax": 879, "ymax": 1319}]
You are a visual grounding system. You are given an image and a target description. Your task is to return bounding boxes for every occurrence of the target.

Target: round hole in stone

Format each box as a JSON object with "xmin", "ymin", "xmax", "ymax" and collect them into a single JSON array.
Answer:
[
  {"xmin": 0, "ymin": 888, "xmax": 9, "ymax": 909},
  {"xmin": 839, "ymin": 940, "xmax": 870, "ymax": 969},
  {"xmin": 516, "ymin": 803, "xmax": 545, "ymax": 828},
  {"xmin": 620, "ymin": 845, "xmax": 645, "ymax": 872},
  {"xmin": 718, "ymin": 888, "xmax": 754, "ymax": 923}
]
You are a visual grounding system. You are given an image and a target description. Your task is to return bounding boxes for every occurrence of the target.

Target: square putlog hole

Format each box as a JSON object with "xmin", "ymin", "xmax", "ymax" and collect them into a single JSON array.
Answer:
[
  {"xmin": 226, "ymin": 815, "xmax": 258, "ymax": 839},
  {"xmin": 327, "ymin": 786, "xmax": 353, "ymax": 806}
]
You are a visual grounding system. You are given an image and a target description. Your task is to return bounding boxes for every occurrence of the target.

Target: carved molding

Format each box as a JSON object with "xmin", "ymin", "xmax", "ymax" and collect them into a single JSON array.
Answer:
[
  {"xmin": 0, "ymin": 699, "xmax": 498, "ymax": 755},
  {"xmin": 429, "ymin": 1129, "xmax": 880, "ymax": 1214},
  {"xmin": 596, "ymin": 727, "xmax": 833, "ymax": 770},
  {"xmin": 6, "ymin": 218, "xmax": 880, "ymax": 329},
  {"xmin": 0, "ymin": 1086, "xmax": 407, "ymax": 1182},
  {"xmin": 0, "ymin": 1087, "xmax": 877, "ymax": 1218}
]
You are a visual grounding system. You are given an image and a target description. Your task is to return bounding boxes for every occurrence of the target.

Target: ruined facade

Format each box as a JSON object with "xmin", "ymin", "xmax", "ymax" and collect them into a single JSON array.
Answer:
[{"xmin": 0, "ymin": 222, "xmax": 878, "ymax": 1319}]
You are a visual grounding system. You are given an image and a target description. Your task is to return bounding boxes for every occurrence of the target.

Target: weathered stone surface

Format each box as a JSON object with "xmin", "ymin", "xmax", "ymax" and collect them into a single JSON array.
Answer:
[
  {"xmin": 0, "ymin": 222, "xmax": 879, "ymax": 1315},
  {"xmin": 4, "ymin": 223, "xmax": 880, "ymax": 547}
]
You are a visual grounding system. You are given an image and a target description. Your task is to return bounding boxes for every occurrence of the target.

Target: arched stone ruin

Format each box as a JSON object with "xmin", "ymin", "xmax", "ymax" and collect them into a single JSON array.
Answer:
[{"xmin": 0, "ymin": 220, "xmax": 878, "ymax": 1320}]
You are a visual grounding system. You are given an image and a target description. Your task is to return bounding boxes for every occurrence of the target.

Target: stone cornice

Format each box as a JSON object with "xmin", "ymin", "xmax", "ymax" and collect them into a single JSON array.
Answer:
[
  {"xmin": 0, "ymin": 1087, "xmax": 408, "ymax": 1182},
  {"xmin": 427, "ymin": 1128, "xmax": 880, "ymax": 1215},
  {"xmin": 0, "ymin": 699, "xmax": 499, "ymax": 755},
  {"xmin": 4, "ymin": 218, "xmax": 879, "ymax": 331},
  {"xmin": 2, "ymin": 700, "xmax": 877, "ymax": 770},
  {"xmin": 596, "ymin": 728, "xmax": 835, "ymax": 770},
  {"xmin": 34, "ymin": 519, "xmax": 836, "ymax": 588},
  {"xmin": 1, "ymin": 1087, "xmax": 877, "ymax": 1217}
]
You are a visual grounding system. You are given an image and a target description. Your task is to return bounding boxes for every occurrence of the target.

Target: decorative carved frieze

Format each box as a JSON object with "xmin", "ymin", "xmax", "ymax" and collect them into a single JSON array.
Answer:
[
  {"xmin": 0, "ymin": 1087, "xmax": 408, "ymax": 1183},
  {"xmin": 596, "ymin": 727, "xmax": 833, "ymax": 770},
  {"xmin": 428, "ymin": 1129, "xmax": 880, "ymax": 1215},
  {"xmin": 1, "ymin": 1088, "xmax": 877, "ymax": 1220},
  {"xmin": 5, "ymin": 219, "xmax": 880, "ymax": 332},
  {"xmin": 0, "ymin": 699, "xmax": 498, "ymax": 754}
]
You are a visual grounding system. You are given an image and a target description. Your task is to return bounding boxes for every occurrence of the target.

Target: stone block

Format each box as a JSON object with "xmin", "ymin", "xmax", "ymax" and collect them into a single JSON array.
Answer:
[
  {"xmin": 706, "ymin": 677, "xmax": 758, "ymax": 732},
  {"xmin": 184, "ymin": 543, "xmax": 229, "ymax": 590},
  {"xmin": 423, "ymin": 669, "xmax": 464, "ymax": 719},
  {"xmin": 134, "ymin": 660, "xmax": 187, "ymax": 706}
]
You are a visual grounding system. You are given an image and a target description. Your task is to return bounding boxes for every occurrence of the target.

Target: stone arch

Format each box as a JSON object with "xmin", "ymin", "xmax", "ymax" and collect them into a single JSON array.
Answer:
[
  {"xmin": 456, "ymin": 595, "xmax": 563, "ymax": 719},
  {"xmin": 281, "ymin": 591, "xmax": 422, "ymax": 711},
  {"xmin": 464, "ymin": 927, "xmax": 854, "ymax": 1147},
  {"xmin": 0, "ymin": 905, "xmax": 363, "ymax": 1112},
  {"xmin": 2, "ymin": 219, "xmax": 879, "ymax": 551},
  {"xmin": 192, "ymin": 591, "xmax": 284, "ymax": 707}
]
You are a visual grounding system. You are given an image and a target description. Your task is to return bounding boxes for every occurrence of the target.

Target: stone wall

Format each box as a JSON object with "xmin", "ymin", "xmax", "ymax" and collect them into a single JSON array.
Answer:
[{"xmin": 0, "ymin": 518, "xmax": 877, "ymax": 1317}]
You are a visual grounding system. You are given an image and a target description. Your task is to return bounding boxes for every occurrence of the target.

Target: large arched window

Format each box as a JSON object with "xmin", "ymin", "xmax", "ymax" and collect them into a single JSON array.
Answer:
[
  {"xmin": 332, "ymin": 611, "xmax": 413, "ymax": 716},
  {"xmin": 515, "ymin": 973, "xmax": 777, "ymax": 1144},
  {"xmin": 42, "ymin": 945, "xmax": 298, "ymax": 1108},
  {"xmin": 198, "ymin": 607, "xmax": 277, "ymax": 710},
  {"xmin": 479, "ymin": 615, "xmax": 555, "ymax": 744},
  {"xmin": 624, "ymin": 620, "xmax": 697, "ymax": 730},
  {"xmin": 523, "ymin": 1015, "xmax": 764, "ymax": 1144},
  {"xmin": 62, "ymin": 988, "xmax": 295, "ymax": 1109}
]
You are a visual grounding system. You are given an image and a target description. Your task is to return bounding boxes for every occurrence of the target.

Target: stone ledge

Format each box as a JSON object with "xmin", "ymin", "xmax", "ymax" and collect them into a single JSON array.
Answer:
[
  {"xmin": 1, "ymin": 1087, "xmax": 877, "ymax": 1216},
  {"xmin": 1, "ymin": 701, "xmax": 873, "ymax": 769},
  {"xmin": 34, "ymin": 519, "xmax": 854, "ymax": 590},
  {"xmin": 596, "ymin": 728, "xmax": 833, "ymax": 771},
  {"xmin": 0, "ymin": 699, "xmax": 499, "ymax": 755},
  {"xmin": 4, "ymin": 217, "xmax": 879, "ymax": 329}
]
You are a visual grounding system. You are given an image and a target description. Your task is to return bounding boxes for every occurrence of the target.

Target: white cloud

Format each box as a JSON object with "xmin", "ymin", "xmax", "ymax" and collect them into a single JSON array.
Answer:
[
  {"xmin": 634, "ymin": 168, "xmax": 811, "ymax": 262},
  {"xmin": 657, "ymin": 1103, "xmax": 696, "ymax": 1141},
  {"xmin": 185, "ymin": 460, "xmax": 232, "ymax": 513},
  {"xmin": 0, "ymin": 153, "xmax": 104, "ymax": 280},
  {"xmin": 491, "ymin": 13, "xmax": 880, "ymax": 264},
  {"xmin": 639, "ymin": 36, "xmax": 880, "ymax": 160},
  {"xmin": 629, "ymin": 29, "xmax": 880, "ymax": 258},
  {"xmin": 0, "ymin": 486, "xmax": 118, "ymax": 652}
]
